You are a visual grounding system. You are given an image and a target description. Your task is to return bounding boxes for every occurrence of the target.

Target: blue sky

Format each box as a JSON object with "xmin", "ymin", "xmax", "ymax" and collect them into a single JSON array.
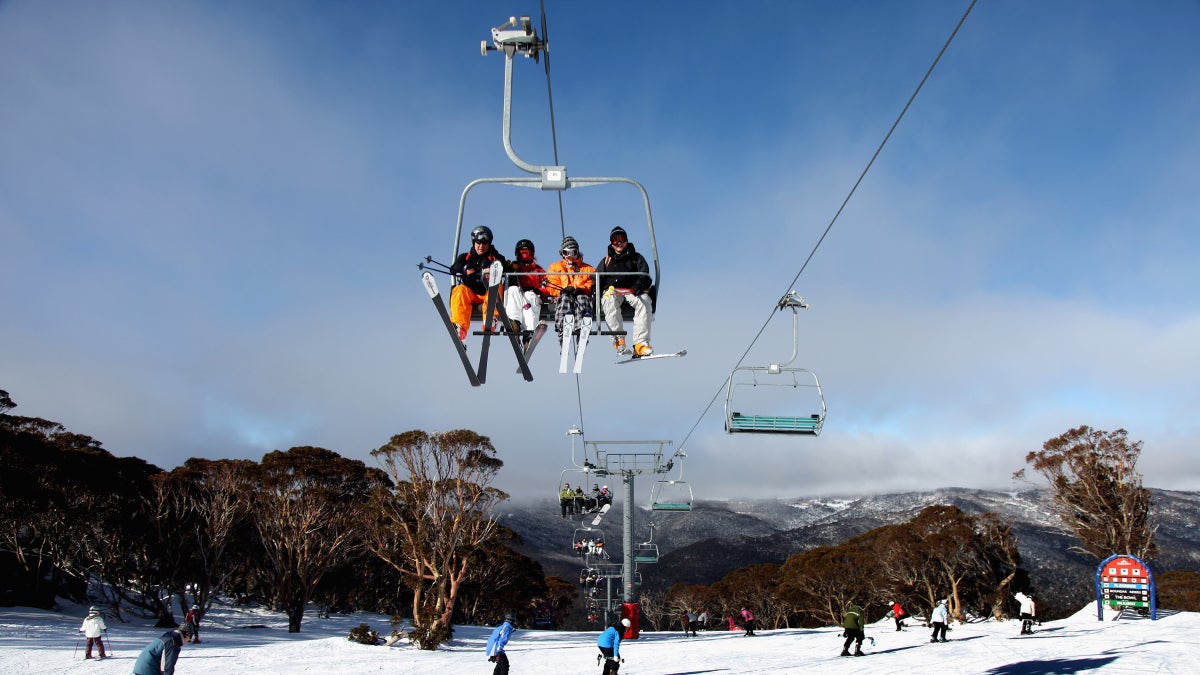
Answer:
[{"xmin": 3, "ymin": 0, "xmax": 1198, "ymax": 501}]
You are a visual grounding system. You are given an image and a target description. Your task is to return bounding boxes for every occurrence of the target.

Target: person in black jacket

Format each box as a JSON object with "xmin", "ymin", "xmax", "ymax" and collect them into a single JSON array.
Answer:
[
  {"xmin": 449, "ymin": 225, "xmax": 508, "ymax": 342},
  {"xmin": 595, "ymin": 226, "xmax": 653, "ymax": 356}
]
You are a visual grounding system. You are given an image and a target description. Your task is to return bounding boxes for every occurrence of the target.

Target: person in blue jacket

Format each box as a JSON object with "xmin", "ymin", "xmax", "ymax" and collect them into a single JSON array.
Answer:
[
  {"xmin": 133, "ymin": 622, "xmax": 194, "ymax": 675},
  {"xmin": 485, "ymin": 613, "xmax": 516, "ymax": 675},
  {"xmin": 597, "ymin": 617, "xmax": 630, "ymax": 675}
]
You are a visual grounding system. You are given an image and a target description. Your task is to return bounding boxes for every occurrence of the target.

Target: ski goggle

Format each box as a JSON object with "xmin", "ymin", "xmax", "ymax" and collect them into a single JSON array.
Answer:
[{"xmin": 561, "ymin": 247, "xmax": 579, "ymax": 257}]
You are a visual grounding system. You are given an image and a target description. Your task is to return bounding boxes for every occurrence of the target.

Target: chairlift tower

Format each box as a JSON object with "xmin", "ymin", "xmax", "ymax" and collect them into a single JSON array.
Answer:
[{"xmin": 583, "ymin": 438, "xmax": 676, "ymax": 605}]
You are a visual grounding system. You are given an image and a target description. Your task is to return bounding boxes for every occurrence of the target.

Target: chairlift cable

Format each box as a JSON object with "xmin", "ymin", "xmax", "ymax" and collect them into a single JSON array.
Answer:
[
  {"xmin": 675, "ymin": 0, "xmax": 978, "ymax": 452},
  {"xmin": 540, "ymin": 0, "xmax": 568, "ymax": 241},
  {"xmin": 539, "ymin": 0, "xmax": 589, "ymax": 429}
]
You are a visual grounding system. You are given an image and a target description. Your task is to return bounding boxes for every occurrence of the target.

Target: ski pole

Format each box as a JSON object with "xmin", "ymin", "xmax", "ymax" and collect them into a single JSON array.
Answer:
[{"xmin": 74, "ymin": 633, "xmax": 81, "ymax": 659}]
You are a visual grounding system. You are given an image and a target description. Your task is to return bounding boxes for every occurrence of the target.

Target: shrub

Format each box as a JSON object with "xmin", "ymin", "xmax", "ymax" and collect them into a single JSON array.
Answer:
[{"xmin": 347, "ymin": 623, "xmax": 380, "ymax": 645}]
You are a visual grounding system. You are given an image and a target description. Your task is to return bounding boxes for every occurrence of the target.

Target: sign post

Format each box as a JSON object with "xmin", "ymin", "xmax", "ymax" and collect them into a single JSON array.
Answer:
[{"xmin": 1095, "ymin": 553, "xmax": 1155, "ymax": 621}]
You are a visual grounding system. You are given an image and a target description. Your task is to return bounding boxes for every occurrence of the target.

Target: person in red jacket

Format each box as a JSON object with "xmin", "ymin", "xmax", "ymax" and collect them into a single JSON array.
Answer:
[
  {"xmin": 503, "ymin": 239, "xmax": 548, "ymax": 343},
  {"xmin": 184, "ymin": 605, "xmax": 202, "ymax": 644},
  {"xmin": 889, "ymin": 600, "xmax": 909, "ymax": 631}
]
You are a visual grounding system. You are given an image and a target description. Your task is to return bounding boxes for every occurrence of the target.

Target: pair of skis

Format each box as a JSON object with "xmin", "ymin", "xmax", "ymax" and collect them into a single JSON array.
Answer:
[
  {"xmin": 559, "ymin": 314, "xmax": 592, "ymax": 374},
  {"xmin": 422, "ymin": 261, "xmax": 533, "ymax": 387},
  {"xmin": 423, "ymin": 260, "xmax": 686, "ymax": 385}
]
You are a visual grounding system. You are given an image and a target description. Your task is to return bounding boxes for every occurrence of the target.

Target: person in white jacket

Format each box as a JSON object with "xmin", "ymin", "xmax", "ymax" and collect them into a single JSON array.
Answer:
[
  {"xmin": 79, "ymin": 606, "xmax": 108, "ymax": 659},
  {"xmin": 929, "ymin": 599, "xmax": 949, "ymax": 643},
  {"xmin": 1015, "ymin": 591, "xmax": 1037, "ymax": 634}
]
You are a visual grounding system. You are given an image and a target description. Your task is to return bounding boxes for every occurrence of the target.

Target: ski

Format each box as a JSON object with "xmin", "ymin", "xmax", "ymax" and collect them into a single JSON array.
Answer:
[
  {"xmin": 573, "ymin": 316, "xmax": 592, "ymax": 374},
  {"xmin": 475, "ymin": 260, "xmax": 504, "ymax": 384},
  {"xmin": 558, "ymin": 314, "xmax": 575, "ymax": 373},
  {"xmin": 615, "ymin": 348, "xmax": 687, "ymax": 364},
  {"xmin": 515, "ymin": 321, "xmax": 548, "ymax": 373},
  {"xmin": 421, "ymin": 272, "xmax": 480, "ymax": 387},
  {"xmin": 591, "ymin": 503, "xmax": 611, "ymax": 526},
  {"xmin": 501, "ymin": 315, "xmax": 534, "ymax": 383}
]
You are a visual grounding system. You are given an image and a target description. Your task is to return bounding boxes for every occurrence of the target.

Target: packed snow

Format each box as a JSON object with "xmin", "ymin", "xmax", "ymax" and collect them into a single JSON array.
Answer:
[{"xmin": 1, "ymin": 600, "xmax": 1194, "ymax": 674}]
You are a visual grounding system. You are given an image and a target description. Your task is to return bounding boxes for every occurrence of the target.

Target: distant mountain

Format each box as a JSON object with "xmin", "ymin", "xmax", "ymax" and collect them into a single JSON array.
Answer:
[{"xmin": 498, "ymin": 488, "xmax": 1200, "ymax": 618}]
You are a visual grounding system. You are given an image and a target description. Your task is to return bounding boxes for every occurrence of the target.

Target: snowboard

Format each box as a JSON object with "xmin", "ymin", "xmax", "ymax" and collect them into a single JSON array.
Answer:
[
  {"xmin": 591, "ymin": 503, "xmax": 611, "ymax": 526},
  {"xmin": 615, "ymin": 348, "xmax": 687, "ymax": 364}
]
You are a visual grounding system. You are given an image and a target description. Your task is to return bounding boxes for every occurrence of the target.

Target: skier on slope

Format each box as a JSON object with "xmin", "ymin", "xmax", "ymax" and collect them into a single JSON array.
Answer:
[
  {"xmin": 485, "ymin": 613, "xmax": 516, "ymax": 675},
  {"xmin": 930, "ymin": 599, "xmax": 950, "ymax": 643},
  {"xmin": 184, "ymin": 604, "xmax": 202, "ymax": 643},
  {"xmin": 739, "ymin": 607, "xmax": 756, "ymax": 636},
  {"xmin": 78, "ymin": 606, "xmax": 109, "ymax": 659},
  {"xmin": 888, "ymin": 599, "xmax": 909, "ymax": 631},
  {"xmin": 1015, "ymin": 591, "xmax": 1037, "ymax": 635},
  {"xmin": 597, "ymin": 617, "xmax": 630, "ymax": 675},
  {"xmin": 841, "ymin": 602, "xmax": 866, "ymax": 657}
]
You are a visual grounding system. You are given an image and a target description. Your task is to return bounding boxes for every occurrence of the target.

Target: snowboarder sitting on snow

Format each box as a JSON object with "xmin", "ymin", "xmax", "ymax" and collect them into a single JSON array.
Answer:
[
  {"xmin": 486, "ymin": 613, "xmax": 516, "ymax": 675},
  {"xmin": 1015, "ymin": 591, "xmax": 1037, "ymax": 635},
  {"xmin": 597, "ymin": 617, "xmax": 630, "ymax": 675},
  {"xmin": 930, "ymin": 598, "xmax": 950, "ymax": 642},
  {"xmin": 888, "ymin": 599, "xmax": 909, "ymax": 631},
  {"xmin": 133, "ymin": 622, "xmax": 195, "ymax": 675},
  {"xmin": 841, "ymin": 602, "xmax": 866, "ymax": 656},
  {"xmin": 79, "ymin": 606, "xmax": 108, "ymax": 659}
]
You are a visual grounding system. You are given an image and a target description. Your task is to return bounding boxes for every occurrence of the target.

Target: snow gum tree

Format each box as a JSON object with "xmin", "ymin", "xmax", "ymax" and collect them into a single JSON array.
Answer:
[
  {"xmin": 244, "ymin": 446, "xmax": 386, "ymax": 633},
  {"xmin": 1016, "ymin": 426, "xmax": 1156, "ymax": 561},
  {"xmin": 367, "ymin": 429, "xmax": 508, "ymax": 650}
]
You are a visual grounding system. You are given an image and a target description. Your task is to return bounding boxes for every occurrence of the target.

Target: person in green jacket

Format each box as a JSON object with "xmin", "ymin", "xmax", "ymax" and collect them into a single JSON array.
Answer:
[
  {"xmin": 559, "ymin": 483, "xmax": 576, "ymax": 518},
  {"xmin": 841, "ymin": 603, "xmax": 866, "ymax": 657}
]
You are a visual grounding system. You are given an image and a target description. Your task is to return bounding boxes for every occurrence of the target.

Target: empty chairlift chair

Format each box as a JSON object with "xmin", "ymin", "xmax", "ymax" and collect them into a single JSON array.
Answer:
[{"xmin": 724, "ymin": 291, "xmax": 826, "ymax": 435}]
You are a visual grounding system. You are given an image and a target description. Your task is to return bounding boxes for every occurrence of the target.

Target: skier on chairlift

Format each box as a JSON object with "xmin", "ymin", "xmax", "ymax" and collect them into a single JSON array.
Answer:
[
  {"xmin": 449, "ymin": 225, "xmax": 508, "ymax": 343},
  {"xmin": 503, "ymin": 238, "xmax": 548, "ymax": 345},
  {"xmin": 596, "ymin": 226, "xmax": 653, "ymax": 357}
]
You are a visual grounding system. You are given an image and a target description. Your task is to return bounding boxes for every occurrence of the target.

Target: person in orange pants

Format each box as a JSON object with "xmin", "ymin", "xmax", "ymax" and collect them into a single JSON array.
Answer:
[{"xmin": 449, "ymin": 225, "xmax": 508, "ymax": 341}]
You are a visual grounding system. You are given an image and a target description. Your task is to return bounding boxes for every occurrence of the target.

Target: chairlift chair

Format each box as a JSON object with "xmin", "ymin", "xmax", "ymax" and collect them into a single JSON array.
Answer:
[
  {"xmin": 425, "ymin": 16, "xmax": 664, "ymax": 385},
  {"xmin": 650, "ymin": 479, "xmax": 693, "ymax": 512},
  {"xmin": 725, "ymin": 291, "xmax": 827, "ymax": 435}
]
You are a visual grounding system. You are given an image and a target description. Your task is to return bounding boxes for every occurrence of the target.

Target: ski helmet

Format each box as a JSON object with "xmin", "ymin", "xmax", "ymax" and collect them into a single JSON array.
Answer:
[
  {"xmin": 88, "ymin": 606, "xmax": 98, "ymax": 613},
  {"xmin": 620, "ymin": 618, "xmax": 631, "ymax": 628},
  {"xmin": 470, "ymin": 225, "xmax": 493, "ymax": 244},
  {"xmin": 514, "ymin": 239, "xmax": 535, "ymax": 256},
  {"xmin": 504, "ymin": 612, "xmax": 515, "ymax": 622},
  {"xmin": 609, "ymin": 226, "xmax": 628, "ymax": 242}
]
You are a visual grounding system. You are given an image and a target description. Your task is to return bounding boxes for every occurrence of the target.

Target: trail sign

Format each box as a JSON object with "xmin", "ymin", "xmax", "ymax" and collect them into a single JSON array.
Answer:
[{"xmin": 1095, "ymin": 553, "xmax": 1156, "ymax": 620}]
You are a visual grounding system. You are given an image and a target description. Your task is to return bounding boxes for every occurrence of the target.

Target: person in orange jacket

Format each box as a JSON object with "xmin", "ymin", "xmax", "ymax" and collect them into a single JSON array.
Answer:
[{"xmin": 545, "ymin": 236, "xmax": 596, "ymax": 346}]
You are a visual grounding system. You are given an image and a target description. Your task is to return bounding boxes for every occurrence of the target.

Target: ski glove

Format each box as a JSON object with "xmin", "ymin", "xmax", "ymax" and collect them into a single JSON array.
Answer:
[{"xmin": 488, "ymin": 655, "xmax": 497, "ymax": 662}]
